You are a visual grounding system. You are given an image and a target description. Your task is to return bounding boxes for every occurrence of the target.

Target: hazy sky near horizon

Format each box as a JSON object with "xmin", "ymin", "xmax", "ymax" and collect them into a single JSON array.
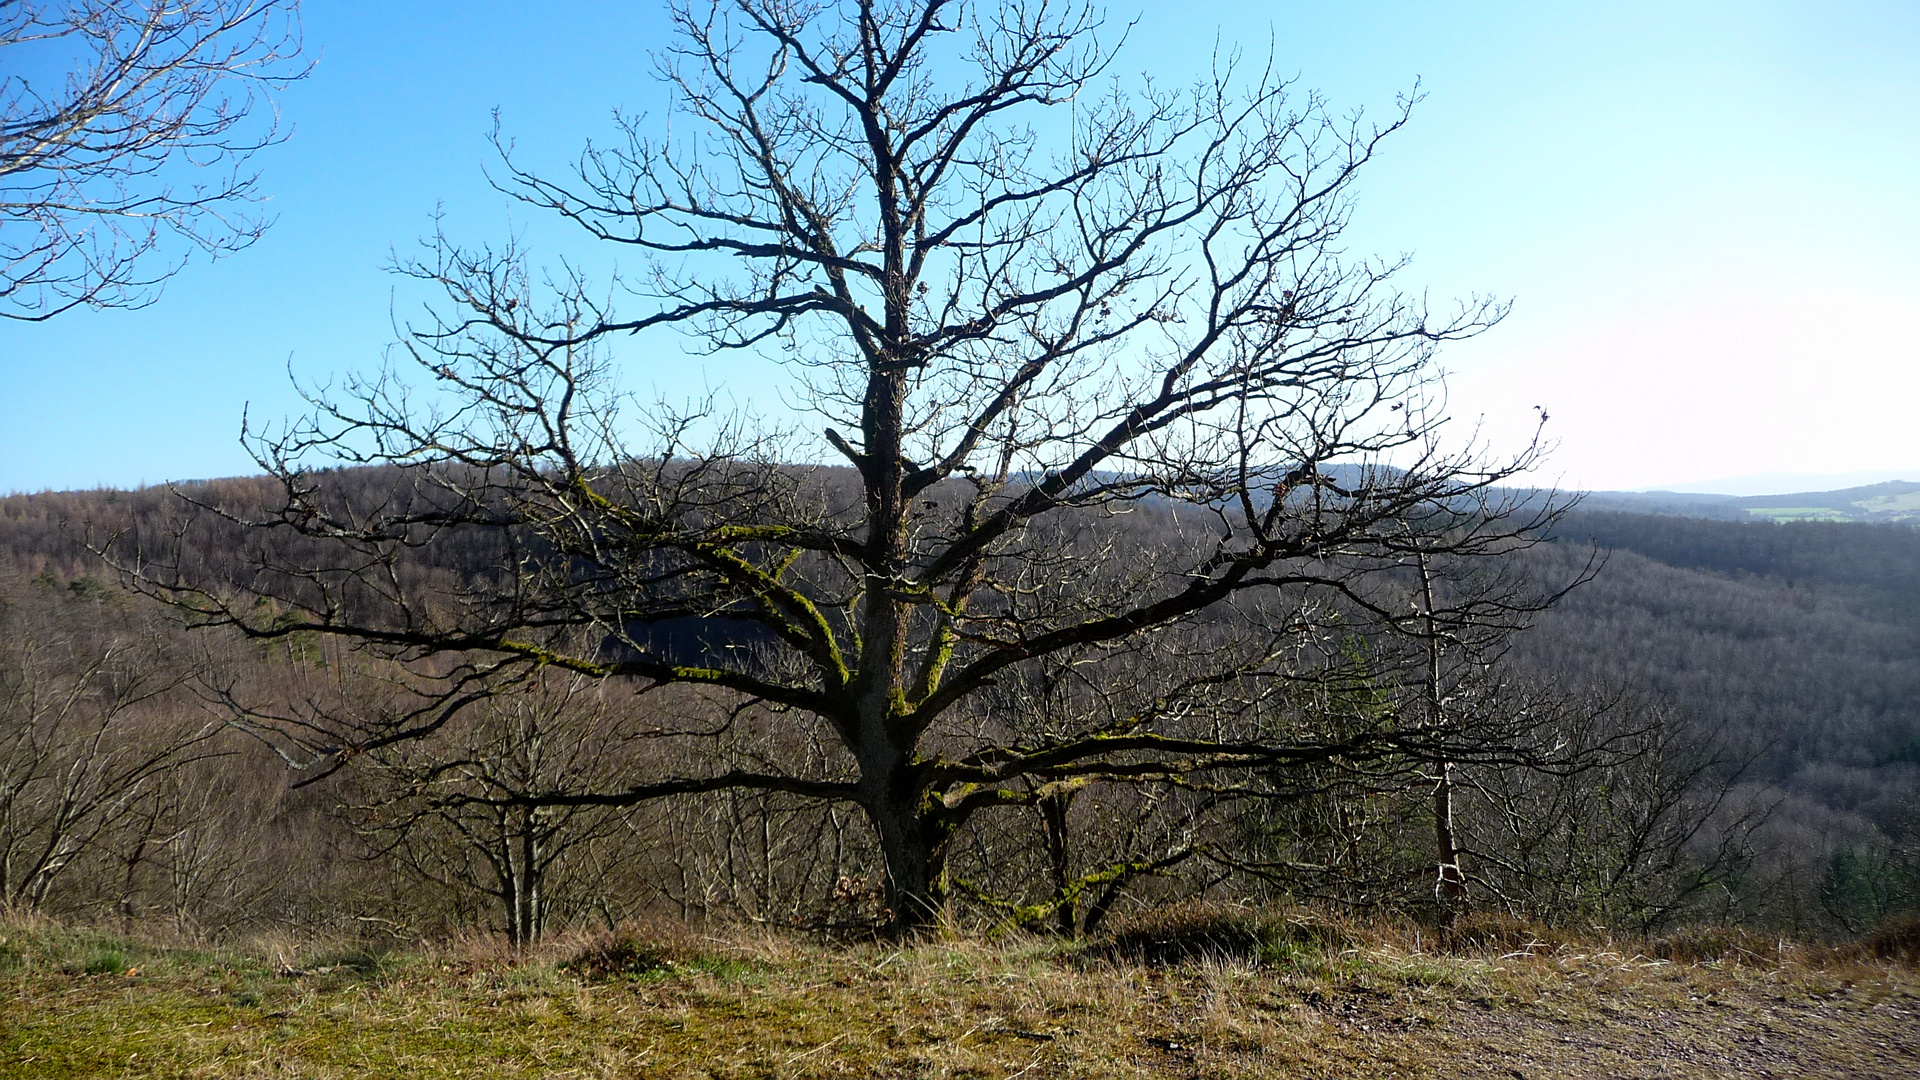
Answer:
[{"xmin": 3, "ymin": 1, "xmax": 1917, "ymax": 495}]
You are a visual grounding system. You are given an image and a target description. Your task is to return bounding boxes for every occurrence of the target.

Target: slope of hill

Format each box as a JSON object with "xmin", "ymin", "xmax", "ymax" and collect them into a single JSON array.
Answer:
[
  {"xmin": 1582, "ymin": 480, "xmax": 1920, "ymax": 523},
  {"xmin": 1534, "ymin": 523, "xmax": 1916, "ymax": 755},
  {"xmin": 1521, "ymin": 510, "xmax": 1920, "ymax": 928}
]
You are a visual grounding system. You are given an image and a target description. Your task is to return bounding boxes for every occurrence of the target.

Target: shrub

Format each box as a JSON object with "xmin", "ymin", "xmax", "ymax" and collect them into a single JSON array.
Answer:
[
  {"xmin": 1438, "ymin": 912, "xmax": 1571, "ymax": 955},
  {"xmin": 81, "ymin": 945, "xmax": 131, "ymax": 975},
  {"xmin": 1648, "ymin": 925, "xmax": 1781, "ymax": 964},
  {"xmin": 1099, "ymin": 901, "xmax": 1357, "ymax": 967},
  {"xmin": 562, "ymin": 933, "xmax": 681, "ymax": 980},
  {"xmin": 1852, "ymin": 915, "xmax": 1920, "ymax": 963},
  {"xmin": 301, "ymin": 944, "xmax": 396, "ymax": 977}
]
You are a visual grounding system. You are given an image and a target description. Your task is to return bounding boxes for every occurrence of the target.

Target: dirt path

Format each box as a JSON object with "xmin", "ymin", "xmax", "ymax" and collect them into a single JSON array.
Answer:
[{"xmin": 1429, "ymin": 983, "xmax": 1919, "ymax": 1079}]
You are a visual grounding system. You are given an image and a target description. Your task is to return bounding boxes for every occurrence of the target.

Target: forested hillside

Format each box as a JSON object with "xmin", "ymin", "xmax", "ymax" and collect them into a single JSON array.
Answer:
[
  {"xmin": 0, "ymin": 477, "xmax": 1914, "ymax": 940},
  {"xmin": 1537, "ymin": 512, "xmax": 1920, "ymax": 781},
  {"xmin": 1523, "ymin": 512, "xmax": 1920, "ymax": 929}
]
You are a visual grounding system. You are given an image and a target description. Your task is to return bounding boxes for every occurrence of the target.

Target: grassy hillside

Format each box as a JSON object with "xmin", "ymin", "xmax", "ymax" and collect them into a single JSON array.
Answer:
[{"xmin": 3, "ymin": 911, "xmax": 1916, "ymax": 1080}]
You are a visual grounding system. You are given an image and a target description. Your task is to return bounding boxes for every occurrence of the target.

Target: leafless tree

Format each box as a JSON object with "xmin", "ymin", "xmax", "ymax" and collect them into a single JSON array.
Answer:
[
  {"xmin": 120, "ymin": 0, "xmax": 1574, "ymax": 931},
  {"xmin": 110, "ymin": 753, "xmax": 293, "ymax": 934},
  {"xmin": 1458, "ymin": 696, "xmax": 1764, "ymax": 932},
  {"xmin": 347, "ymin": 673, "xmax": 669, "ymax": 947},
  {"xmin": 0, "ymin": 0, "xmax": 304, "ymax": 319},
  {"xmin": 0, "ymin": 580, "xmax": 219, "ymax": 910}
]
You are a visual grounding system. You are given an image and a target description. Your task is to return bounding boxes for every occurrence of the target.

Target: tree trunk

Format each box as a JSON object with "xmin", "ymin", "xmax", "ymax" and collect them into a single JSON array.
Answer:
[
  {"xmin": 1420, "ymin": 553, "xmax": 1468, "ymax": 926},
  {"xmin": 493, "ymin": 809, "xmax": 545, "ymax": 949},
  {"xmin": 863, "ymin": 764, "xmax": 945, "ymax": 933},
  {"xmin": 850, "ymin": 353, "xmax": 932, "ymax": 932},
  {"xmin": 1039, "ymin": 793, "xmax": 1078, "ymax": 935},
  {"xmin": 1433, "ymin": 761, "xmax": 1467, "ymax": 924}
]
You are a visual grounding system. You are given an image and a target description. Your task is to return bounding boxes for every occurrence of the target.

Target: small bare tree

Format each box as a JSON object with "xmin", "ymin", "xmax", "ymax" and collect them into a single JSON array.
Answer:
[
  {"xmin": 0, "ymin": 0, "xmax": 304, "ymax": 319},
  {"xmin": 0, "ymin": 578, "xmax": 218, "ymax": 911},
  {"xmin": 1458, "ymin": 697, "xmax": 1762, "ymax": 932},
  {"xmin": 123, "ymin": 0, "xmax": 1573, "ymax": 931},
  {"xmin": 349, "ymin": 673, "xmax": 664, "ymax": 947}
]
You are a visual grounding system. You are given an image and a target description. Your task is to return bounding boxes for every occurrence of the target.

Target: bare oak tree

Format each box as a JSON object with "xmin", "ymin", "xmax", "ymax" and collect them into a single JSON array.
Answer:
[
  {"xmin": 122, "ymin": 0, "xmax": 1568, "ymax": 930},
  {"xmin": 0, "ymin": 0, "xmax": 304, "ymax": 319}
]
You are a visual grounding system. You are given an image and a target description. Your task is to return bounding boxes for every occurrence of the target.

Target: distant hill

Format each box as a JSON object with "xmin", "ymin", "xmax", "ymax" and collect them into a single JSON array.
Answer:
[
  {"xmin": 1580, "ymin": 480, "xmax": 1920, "ymax": 524},
  {"xmin": 1639, "ymin": 468, "xmax": 1920, "ymax": 496}
]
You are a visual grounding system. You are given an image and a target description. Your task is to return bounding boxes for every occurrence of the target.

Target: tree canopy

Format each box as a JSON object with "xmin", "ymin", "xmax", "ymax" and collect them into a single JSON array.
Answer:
[{"xmin": 120, "ymin": 0, "xmax": 1569, "ymax": 931}]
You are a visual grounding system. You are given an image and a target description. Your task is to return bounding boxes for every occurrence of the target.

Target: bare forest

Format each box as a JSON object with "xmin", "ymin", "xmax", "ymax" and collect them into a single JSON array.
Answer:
[{"xmin": 4, "ymin": 475, "xmax": 1913, "ymax": 944}]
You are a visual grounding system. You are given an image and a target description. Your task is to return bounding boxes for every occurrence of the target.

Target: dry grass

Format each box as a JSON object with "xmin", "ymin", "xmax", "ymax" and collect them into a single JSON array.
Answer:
[{"xmin": 1, "ymin": 907, "xmax": 1915, "ymax": 1079}]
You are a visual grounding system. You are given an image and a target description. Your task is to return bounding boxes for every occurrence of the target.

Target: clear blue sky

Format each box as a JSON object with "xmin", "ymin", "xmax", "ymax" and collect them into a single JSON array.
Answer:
[{"xmin": 4, "ymin": 1, "xmax": 1917, "ymax": 495}]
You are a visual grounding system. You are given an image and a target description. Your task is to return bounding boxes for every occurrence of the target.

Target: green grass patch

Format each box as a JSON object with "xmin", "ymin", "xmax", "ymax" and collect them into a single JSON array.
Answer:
[
  {"xmin": 1854, "ymin": 491, "xmax": 1920, "ymax": 514},
  {"xmin": 1745, "ymin": 506, "xmax": 1853, "ymax": 521}
]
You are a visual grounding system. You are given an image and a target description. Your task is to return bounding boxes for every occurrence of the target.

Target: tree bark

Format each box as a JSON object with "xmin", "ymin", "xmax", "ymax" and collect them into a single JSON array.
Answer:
[
  {"xmin": 1039, "ymin": 793, "xmax": 1077, "ymax": 935},
  {"xmin": 866, "ymin": 776, "xmax": 945, "ymax": 932}
]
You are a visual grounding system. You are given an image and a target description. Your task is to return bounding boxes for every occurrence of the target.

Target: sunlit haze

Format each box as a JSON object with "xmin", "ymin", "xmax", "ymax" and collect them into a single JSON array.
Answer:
[{"xmin": 4, "ymin": 1, "xmax": 1917, "ymax": 495}]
